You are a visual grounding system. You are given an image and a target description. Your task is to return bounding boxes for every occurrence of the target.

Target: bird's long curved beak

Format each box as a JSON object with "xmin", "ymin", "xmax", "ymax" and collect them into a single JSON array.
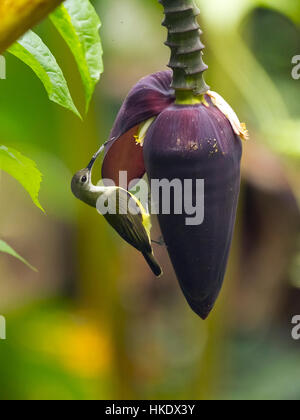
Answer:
[{"xmin": 87, "ymin": 144, "xmax": 105, "ymax": 171}]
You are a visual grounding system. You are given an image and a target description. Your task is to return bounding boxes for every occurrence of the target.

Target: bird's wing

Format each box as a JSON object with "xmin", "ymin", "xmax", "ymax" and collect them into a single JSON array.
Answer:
[{"xmin": 104, "ymin": 188, "xmax": 152, "ymax": 254}]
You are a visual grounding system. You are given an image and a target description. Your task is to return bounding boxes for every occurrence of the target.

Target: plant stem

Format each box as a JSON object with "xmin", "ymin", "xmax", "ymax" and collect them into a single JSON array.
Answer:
[
  {"xmin": 0, "ymin": 0, "xmax": 64, "ymax": 53},
  {"xmin": 159, "ymin": 0, "xmax": 209, "ymax": 103}
]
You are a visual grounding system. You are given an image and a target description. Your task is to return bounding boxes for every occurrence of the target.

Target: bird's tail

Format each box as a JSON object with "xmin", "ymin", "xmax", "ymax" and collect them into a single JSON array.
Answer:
[{"xmin": 143, "ymin": 252, "xmax": 163, "ymax": 277}]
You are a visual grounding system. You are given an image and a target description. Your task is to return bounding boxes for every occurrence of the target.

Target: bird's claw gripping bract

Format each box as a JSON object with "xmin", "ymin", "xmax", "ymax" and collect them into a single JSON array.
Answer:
[{"xmin": 102, "ymin": 70, "xmax": 246, "ymax": 319}]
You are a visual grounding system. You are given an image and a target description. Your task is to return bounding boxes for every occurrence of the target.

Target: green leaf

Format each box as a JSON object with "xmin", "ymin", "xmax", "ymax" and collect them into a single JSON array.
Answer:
[
  {"xmin": 8, "ymin": 30, "xmax": 81, "ymax": 118},
  {"xmin": 0, "ymin": 145, "xmax": 44, "ymax": 212},
  {"xmin": 50, "ymin": 0, "xmax": 103, "ymax": 113},
  {"xmin": 0, "ymin": 240, "xmax": 37, "ymax": 272}
]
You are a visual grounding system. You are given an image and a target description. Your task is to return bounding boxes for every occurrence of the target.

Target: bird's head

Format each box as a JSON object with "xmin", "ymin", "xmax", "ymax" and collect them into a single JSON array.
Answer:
[
  {"xmin": 71, "ymin": 168, "xmax": 91, "ymax": 199},
  {"xmin": 71, "ymin": 145, "xmax": 104, "ymax": 202}
]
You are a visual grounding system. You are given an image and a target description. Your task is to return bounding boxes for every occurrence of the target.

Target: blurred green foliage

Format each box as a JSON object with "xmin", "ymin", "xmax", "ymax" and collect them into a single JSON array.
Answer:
[{"xmin": 0, "ymin": 0, "xmax": 103, "ymax": 266}]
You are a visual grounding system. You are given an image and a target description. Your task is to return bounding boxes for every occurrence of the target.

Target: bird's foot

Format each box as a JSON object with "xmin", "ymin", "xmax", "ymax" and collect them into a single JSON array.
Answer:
[{"xmin": 152, "ymin": 236, "xmax": 165, "ymax": 247}]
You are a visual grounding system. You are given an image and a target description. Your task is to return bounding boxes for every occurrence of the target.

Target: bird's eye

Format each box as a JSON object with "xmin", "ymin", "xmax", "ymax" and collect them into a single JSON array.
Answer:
[{"xmin": 81, "ymin": 176, "xmax": 87, "ymax": 183}]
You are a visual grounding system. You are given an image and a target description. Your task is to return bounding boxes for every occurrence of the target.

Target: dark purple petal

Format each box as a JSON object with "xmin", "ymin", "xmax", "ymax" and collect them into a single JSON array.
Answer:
[
  {"xmin": 143, "ymin": 103, "xmax": 242, "ymax": 319},
  {"xmin": 102, "ymin": 71, "xmax": 175, "ymax": 187}
]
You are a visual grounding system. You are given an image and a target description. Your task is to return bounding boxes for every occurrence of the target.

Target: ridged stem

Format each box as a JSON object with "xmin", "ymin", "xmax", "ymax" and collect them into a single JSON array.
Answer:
[{"xmin": 159, "ymin": 0, "xmax": 209, "ymax": 103}]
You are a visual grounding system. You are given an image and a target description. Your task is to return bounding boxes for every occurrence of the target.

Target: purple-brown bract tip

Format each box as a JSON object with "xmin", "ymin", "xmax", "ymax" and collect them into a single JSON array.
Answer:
[{"xmin": 102, "ymin": 71, "xmax": 175, "ymax": 187}]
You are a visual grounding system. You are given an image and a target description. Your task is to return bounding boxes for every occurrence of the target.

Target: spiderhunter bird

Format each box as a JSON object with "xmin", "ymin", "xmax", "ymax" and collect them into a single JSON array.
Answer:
[{"xmin": 71, "ymin": 145, "xmax": 162, "ymax": 277}]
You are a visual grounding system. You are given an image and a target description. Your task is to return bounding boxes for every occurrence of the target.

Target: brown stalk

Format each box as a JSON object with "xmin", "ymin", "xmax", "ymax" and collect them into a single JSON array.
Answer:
[{"xmin": 0, "ymin": 0, "xmax": 64, "ymax": 53}]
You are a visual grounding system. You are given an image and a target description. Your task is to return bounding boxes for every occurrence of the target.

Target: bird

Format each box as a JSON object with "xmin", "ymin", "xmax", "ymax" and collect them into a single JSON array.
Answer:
[{"xmin": 71, "ymin": 145, "xmax": 162, "ymax": 277}]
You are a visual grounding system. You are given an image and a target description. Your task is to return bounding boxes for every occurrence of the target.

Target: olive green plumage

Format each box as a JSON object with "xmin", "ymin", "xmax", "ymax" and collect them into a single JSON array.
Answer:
[{"xmin": 71, "ymin": 147, "xmax": 162, "ymax": 277}]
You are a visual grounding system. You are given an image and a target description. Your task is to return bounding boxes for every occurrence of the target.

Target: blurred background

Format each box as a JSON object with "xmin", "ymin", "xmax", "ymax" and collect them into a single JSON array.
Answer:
[{"xmin": 0, "ymin": 0, "xmax": 300, "ymax": 400}]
